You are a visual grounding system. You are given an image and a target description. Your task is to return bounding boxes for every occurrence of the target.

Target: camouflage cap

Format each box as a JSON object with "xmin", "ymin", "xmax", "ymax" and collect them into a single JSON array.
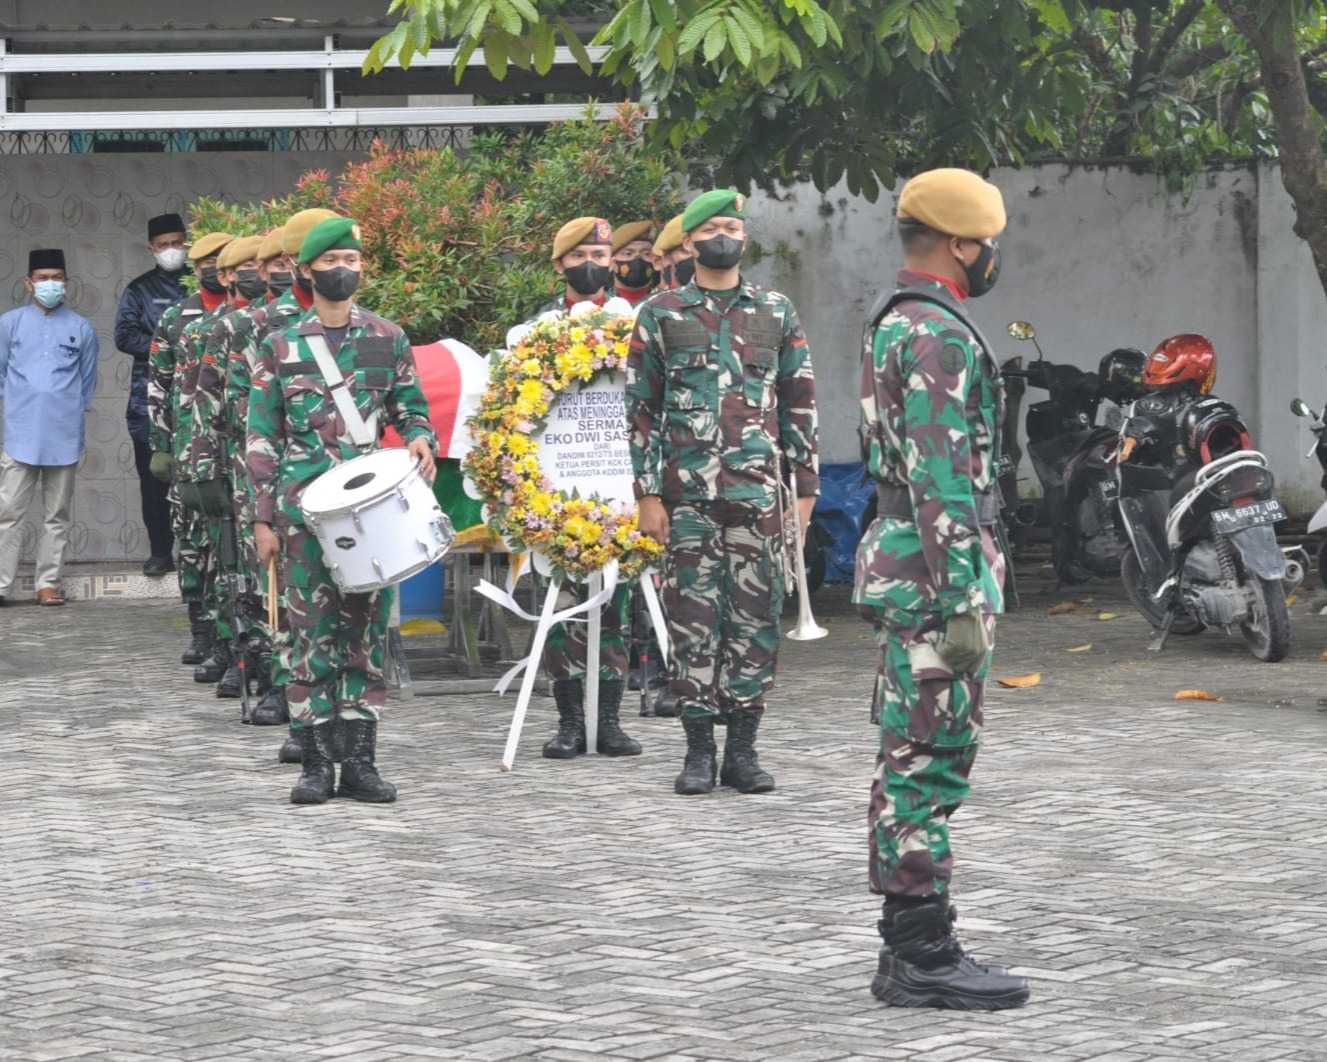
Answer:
[
  {"xmin": 257, "ymin": 227, "xmax": 286, "ymax": 262},
  {"xmin": 551, "ymin": 217, "xmax": 612, "ymax": 261},
  {"xmin": 680, "ymin": 189, "xmax": 746, "ymax": 233},
  {"xmin": 612, "ymin": 220, "xmax": 656, "ymax": 253},
  {"xmin": 652, "ymin": 214, "xmax": 685, "ymax": 257},
  {"xmin": 299, "ymin": 216, "xmax": 363, "ymax": 265},
  {"xmin": 281, "ymin": 208, "xmax": 341, "ymax": 256},
  {"xmin": 188, "ymin": 232, "xmax": 234, "ymax": 262},
  {"xmin": 217, "ymin": 235, "xmax": 264, "ymax": 269},
  {"xmin": 897, "ymin": 168, "xmax": 1006, "ymax": 239}
]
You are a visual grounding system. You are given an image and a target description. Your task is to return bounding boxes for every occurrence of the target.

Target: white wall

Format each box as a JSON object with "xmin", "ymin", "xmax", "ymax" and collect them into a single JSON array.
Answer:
[{"xmin": 742, "ymin": 161, "xmax": 1327, "ymax": 514}]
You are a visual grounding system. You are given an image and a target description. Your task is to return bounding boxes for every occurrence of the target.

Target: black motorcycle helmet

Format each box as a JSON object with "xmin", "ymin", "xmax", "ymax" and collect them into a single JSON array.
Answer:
[{"xmin": 1098, "ymin": 347, "xmax": 1147, "ymax": 402}]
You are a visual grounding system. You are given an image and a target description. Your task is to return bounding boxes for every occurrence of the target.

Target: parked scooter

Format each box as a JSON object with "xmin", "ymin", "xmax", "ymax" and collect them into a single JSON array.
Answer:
[
  {"xmin": 1116, "ymin": 335, "xmax": 1302, "ymax": 662},
  {"xmin": 1002, "ymin": 321, "xmax": 1147, "ymax": 583},
  {"xmin": 1290, "ymin": 396, "xmax": 1327, "ymax": 588}
]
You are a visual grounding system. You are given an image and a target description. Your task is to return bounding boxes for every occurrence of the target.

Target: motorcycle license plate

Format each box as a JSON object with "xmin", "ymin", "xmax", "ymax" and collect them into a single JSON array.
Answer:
[{"xmin": 1211, "ymin": 499, "xmax": 1286, "ymax": 534}]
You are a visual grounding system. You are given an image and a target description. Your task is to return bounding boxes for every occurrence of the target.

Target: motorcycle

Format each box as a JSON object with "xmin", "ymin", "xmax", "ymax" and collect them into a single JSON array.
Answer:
[
  {"xmin": 1290, "ymin": 397, "xmax": 1327, "ymax": 589},
  {"xmin": 1116, "ymin": 391, "xmax": 1302, "ymax": 662},
  {"xmin": 1002, "ymin": 321, "xmax": 1146, "ymax": 583}
]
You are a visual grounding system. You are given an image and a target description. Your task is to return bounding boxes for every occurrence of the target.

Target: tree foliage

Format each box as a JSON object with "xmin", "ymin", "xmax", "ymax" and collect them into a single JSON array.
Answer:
[{"xmin": 188, "ymin": 106, "xmax": 679, "ymax": 350}]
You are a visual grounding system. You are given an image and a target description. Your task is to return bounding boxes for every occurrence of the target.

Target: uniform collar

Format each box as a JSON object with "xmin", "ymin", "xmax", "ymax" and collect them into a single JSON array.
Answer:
[
  {"xmin": 297, "ymin": 304, "xmax": 366, "ymax": 336},
  {"xmin": 897, "ymin": 268, "xmax": 966, "ymax": 301},
  {"xmin": 672, "ymin": 276, "xmax": 758, "ymax": 306}
]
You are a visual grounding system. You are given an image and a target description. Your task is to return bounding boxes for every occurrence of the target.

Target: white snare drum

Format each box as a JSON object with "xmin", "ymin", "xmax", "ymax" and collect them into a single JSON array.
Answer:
[{"xmin": 300, "ymin": 448, "xmax": 455, "ymax": 593}]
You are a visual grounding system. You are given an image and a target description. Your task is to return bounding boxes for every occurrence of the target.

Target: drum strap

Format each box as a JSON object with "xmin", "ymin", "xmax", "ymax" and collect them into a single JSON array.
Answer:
[{"xmin": 304, "ymin": 334, "xmax": 380, "ymax": 449}]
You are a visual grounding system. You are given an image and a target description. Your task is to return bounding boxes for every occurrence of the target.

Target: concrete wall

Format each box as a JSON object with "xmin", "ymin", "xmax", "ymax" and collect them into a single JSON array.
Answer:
[{"xmin": 742, "ymin": 161, "xmax": 1327, "ymax": 515}]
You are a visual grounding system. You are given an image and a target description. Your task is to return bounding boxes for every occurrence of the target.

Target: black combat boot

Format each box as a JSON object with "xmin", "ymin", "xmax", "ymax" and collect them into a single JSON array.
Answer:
[
  {"xmin": 193, "ymin": 641, "xmax": 231, "ymax": 684},
  {"xmin": 871, "ymin": 896, "xmax": 1029, "ymax": 1010},
  {"xmin": 249, "ymin": 685, "xmax": 290, "ymax": 727},
  {"xmin": 181, "ymin": 602, "xmax": 213, "ymax": 666},
  {"xmin": 719, "ymin": 710, "xmax": 775, "ymax": 793},
  {"xmin": 336, "ymin": 718, "xmax": 398, "ymax": 803},
  {"xmin": 215, "ymin": 657, "xmax": 245, "ymax": 699},
  {"xmin": 595, "ymin": 680, "xmax": 641, "ymax": 756},
  {"xmin": 674, "ymin": 715, "xmax": 717, "ymax": 795},
  {"xmin": 542, "ymin": 679, "xmax": 586, "ymax": 759},
  {"xmin": 277, "ymin": 723, "xmax": 302, "ymax": 764},
  {"xmin": 289, "ymin": 723, "xmax": 336, "ymax": 805}
]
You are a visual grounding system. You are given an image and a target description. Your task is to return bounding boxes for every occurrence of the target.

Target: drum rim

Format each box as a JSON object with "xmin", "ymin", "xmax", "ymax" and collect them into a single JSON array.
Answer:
[{"xmin": 300, "ymin": 448, "xmax": 425, "ymax": 518}]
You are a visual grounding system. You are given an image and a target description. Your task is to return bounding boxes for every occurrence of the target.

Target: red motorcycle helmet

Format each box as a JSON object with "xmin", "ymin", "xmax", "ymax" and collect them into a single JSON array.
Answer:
[{"xmin": 1143, "ymin": 333, "xmax": 1217, "ymax": 395}]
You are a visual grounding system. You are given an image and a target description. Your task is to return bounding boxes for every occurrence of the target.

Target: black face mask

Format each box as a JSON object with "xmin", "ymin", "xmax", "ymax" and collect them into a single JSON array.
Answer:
[
  {"xmin": 962, "ymin": 241, "xmax": 1001, "ymax": 298},
  {"xmin": 266, "ymin": 270, "xmax": 294, "ymax": 298},
  {"xmin": 692, "ymin": 235, "xmax": 745, "ymax": 270},
  {"xmin": 235, "ymin": 268, "xmax": 268, "ymax": 301},
  {"xmin": 294, "ymin": 271, "xmax": 313, "ymax": 292},
  {"xmin": 309, "ymin": 266, "xmax": 361, "ymax": 302},
  {"xmin": 671, "ymin": 257, "xmax": 696, "ymax": 286},
  {"xmin": 199, "ymin": 265, "xmax": 227, "ymax": 295},
  {"xmin": 614, "ymin": 258, "xmax": 656, "ymax": 290},
  {"xmin": 563, "ymin": 261, "xmax": 611, "ymax": 297}
]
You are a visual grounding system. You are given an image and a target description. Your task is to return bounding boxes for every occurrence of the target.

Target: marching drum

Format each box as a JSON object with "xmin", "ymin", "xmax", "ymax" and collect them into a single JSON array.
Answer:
[{"xmin": 300, "ymin": 448, "xmax": 455, "ymax": 593}]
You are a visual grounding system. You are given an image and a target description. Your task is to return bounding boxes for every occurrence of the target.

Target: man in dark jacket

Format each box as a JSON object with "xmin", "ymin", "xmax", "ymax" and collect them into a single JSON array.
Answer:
[{"xmin": 115, "ymin": 213, "xmax": 188, "ymax": 576}]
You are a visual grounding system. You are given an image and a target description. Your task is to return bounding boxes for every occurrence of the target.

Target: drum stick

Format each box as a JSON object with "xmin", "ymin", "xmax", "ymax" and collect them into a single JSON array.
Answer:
[{"xmin": 267, "ymin": 556, "xmax": 278, "ymax": 631}]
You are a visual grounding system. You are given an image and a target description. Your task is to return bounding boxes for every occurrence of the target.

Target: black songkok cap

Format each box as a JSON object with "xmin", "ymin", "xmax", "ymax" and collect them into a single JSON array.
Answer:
[
  {"xmin": 148, "ymin": 213, "xmax": 186, "ymax": 240},
  {"xmin": 29, "ymin": 249, "xmax": 66, "ymax": 273}
]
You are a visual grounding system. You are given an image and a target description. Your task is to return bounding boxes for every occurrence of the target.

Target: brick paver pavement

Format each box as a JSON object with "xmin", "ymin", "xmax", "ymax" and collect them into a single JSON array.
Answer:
[{"xmin": 4, "ymin": 566, "xmax": 1327, "ymax": 1061}]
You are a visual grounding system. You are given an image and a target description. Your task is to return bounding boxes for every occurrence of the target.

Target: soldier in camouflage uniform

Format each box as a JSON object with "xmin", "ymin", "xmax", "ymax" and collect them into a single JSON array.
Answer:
[
  {"xmin": 626, "ymin": 189, "xmax": 819, "ymax": 796},
  {"xmin": 248, "ymin": 216, "xmax": 437, "ymax": 806},
  {"xmin": 650, "ymin": 214, "xmax": 694, "ymax": 292},
  {"xmin": 527, "ymin": 218, "xmax": 641, "ymax": 761},
  {"xmin": 147, "ymin": 231, "xmax": 234, "ymax": 670},
  {"xmin": 854, "ymin": 168, "xmax": 1029, "ymax": 1010},
  {"xmin": 226, "ymin": 211, "xmax": 338, "ymax": 759}
]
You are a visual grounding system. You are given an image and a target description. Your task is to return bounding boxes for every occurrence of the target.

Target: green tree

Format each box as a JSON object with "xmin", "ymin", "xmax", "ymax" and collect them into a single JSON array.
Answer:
[
  {"xmin": 189, "ymin": 106, "xmax": 679, "ymax": 350},
  {"xmin": 365, "ymin": 1, "xmax": 1327, "ymax": 296}
]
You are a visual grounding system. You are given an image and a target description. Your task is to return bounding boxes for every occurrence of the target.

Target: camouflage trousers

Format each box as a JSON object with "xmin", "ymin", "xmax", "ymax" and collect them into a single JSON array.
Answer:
[
  {"xmin": 203, "ymin": 506, "xmax": 272, "ymax": 650},
  {"xmin": 866, "ymin": 610, "xmax": 994, "ymax": 898},
  {"xmin": 272, "ymin": 522, "xmax": 392, "ymax": 727},
  {"xmin": 170, "ymin": 489, "xmax": 214, "ymax": 608},
  {"xmin": 661, "ymin": 499, "xmax": 784, "ymax": 720},
  {"xmin": 538, "ymin": 576, "xmax": 632, "ymax": 682}
]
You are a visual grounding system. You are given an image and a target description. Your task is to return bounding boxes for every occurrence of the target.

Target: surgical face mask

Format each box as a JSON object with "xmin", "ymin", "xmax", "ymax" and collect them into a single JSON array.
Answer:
[
  {"xmin": 154, "ymin": 248, "xmax": 187, "ymax": 273},
  {"xmin": 234, "ymin": 268, "xmax": 268, "ymax": 301},
  {"xmin": 614, "ymin": 257, "xmax": 656, "ymax": 290},
  {"xmin": 309, "ymin": 266, "xmax": 361, "ymax": 302},
  {"xmin": 266, "ymin": 270, "xmax": 294, "ymax": 297},
  {"xmin": 671, "ymin": 257, "xmax": 696, "ymax": 286},
  {"xmin": 563, "ymin": 261, "xmax": 611, "ymax": 296},
  {"xmin": 692, "ymin": 235, "xmax": 745, "ymax": 270},
  {"xmin": 33, "ymin": 279, "xmax": 66, "ymax": 309},
  {"xmin": 199, "ymin": 265, "xmax": 227, "ymax": 295},
  {"xmin": 962, "ymin": 240, "xmax": 1001, "ymax": 298}
]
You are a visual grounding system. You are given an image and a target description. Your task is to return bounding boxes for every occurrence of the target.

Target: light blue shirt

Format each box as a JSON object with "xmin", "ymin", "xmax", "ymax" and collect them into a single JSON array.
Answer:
[{"xmin": 0, "ymin": 303, "xmax": 100, "ymax": 467}]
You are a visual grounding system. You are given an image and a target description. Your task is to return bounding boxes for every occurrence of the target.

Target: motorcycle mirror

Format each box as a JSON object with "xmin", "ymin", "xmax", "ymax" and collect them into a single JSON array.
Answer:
[
  {"xmin": 1291, "ymin": 398, "xmax": 1315, "ymax": 419},
  {"xmin": 1007, "ymin": 321, "xmax": 1036, "ymax": 342}
]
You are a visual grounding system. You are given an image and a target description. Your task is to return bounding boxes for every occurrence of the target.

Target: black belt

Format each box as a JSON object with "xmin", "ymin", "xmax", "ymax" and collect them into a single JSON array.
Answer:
[{"xmin": 875, "ymin": 483, "xmax": 1001, "ymax": 526}]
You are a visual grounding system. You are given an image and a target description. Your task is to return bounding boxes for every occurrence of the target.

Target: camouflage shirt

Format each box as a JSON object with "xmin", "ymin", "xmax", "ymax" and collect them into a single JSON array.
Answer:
[
  {"xmin": 174, "ymin": 301, "xmax": 242, "ymax": 482},
  {"xmin": 147, "ymin": 291, "xmax": 224, "ymax": 455},
  {"xmin": 625, "ymin": 279, "xmax": 819, "ymax": 506},
  {"xmin": 246, "ymin": 304, "xmax": 436, "ymax": 528},
  {"xmin": 226, "ymin": 290, "xmax": 307, "ymax": 446},
  {"xmin": 853, "ymin": 271, "xmax": 1005, "ymax": 619}
]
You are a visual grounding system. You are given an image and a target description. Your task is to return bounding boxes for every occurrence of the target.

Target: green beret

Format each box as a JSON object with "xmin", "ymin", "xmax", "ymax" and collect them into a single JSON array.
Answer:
[
  {"xmin": 681, "ymin": 189, "xmax": 747, "ymax": 234},
  {"xmin": 299, "ymin": 217, "xmax": 363, "ymax": 265},
  {"xmin": 897, "ymin": 168, "xmax": 1006, "ymax": 239}
]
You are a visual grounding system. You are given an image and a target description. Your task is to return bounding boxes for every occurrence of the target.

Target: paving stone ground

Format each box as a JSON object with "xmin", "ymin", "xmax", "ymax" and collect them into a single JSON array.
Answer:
[{"xmin": 5, "ymin": 563, "xmax": 1327, "ymax": 1061}]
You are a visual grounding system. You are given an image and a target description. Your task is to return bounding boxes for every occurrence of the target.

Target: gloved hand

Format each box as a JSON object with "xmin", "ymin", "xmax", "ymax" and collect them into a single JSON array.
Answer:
[
  {"xmin": 149, "ymin": 452, "xmax": 174, "ymax": 482},
  {"xmin": 937, "ymin": 610, "xmax": 991, "ymax": 675},
  {"xmin": 182, "ymin": 478, "xmax": 232, "ymax": 519}
]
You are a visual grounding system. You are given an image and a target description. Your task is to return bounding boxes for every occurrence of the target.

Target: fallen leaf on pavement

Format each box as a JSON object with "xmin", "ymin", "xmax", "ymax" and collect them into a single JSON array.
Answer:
[
  {"xmin": 1066, "ymin": 644, "xmax": 1092, "ymax": 652},
  {"xmin": 1097, "ymin": 612, "xmax": 1122, "ymax": 621},
  {"xmin": 997, "ymin": 673, "xmax": 1042, "ymax": 688},
  {"xmin": 1175, "ymin": 689, "xmax": 1222, "ymax": 701},
  {"xmin": 1048, "ymin": 601, "xmax": 1076, "ymax": 615}
]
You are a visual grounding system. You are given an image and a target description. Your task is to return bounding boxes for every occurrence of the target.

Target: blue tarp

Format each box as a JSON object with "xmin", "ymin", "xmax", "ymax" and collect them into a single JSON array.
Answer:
[{"xmin": 812, "ymin": 461, "xmax": 873, "ymax": 583}]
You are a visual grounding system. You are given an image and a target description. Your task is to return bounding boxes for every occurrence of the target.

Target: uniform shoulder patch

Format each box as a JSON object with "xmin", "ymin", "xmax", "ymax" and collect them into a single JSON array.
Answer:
[{"xmin": 938, "ymin": 343, "xmax": 968, "ymax": 375}]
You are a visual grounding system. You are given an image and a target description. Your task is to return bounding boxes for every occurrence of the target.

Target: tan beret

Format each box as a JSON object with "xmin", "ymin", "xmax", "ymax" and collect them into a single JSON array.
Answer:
[
  {"xmin": 897, "ymin": 168, "xmax": 1006, "ymax": 239},
  {"xmin": 652, "ymin": 215, "xmax": 685, "ymax": 257},
  {"xmin": 217, "ymin": 235, "xmax": 264, "ymax": 269},
  {"xmin": 188, "ymin": 232, "xmax": 234, "ymax": 262},
  {"xmin": 257, "ymin": 227, "xmax": 285, "ymax": 262},
  {"xmin": 612, "ymin": 221, "xmax": 656, "ymax": 253},
  {"xmin": 282, "ymin": 208, "xmax": 341, "ymax": 255},
  {"xmin": 552, "ymin": 216, "xmax": 613, "ymax": 261}
]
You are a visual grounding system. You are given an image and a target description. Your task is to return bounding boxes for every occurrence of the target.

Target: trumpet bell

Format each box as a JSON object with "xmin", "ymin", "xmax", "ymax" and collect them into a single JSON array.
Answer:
[{"xmin": 787, "ymin": 613, "xmax": 829, "ymax": 641}]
